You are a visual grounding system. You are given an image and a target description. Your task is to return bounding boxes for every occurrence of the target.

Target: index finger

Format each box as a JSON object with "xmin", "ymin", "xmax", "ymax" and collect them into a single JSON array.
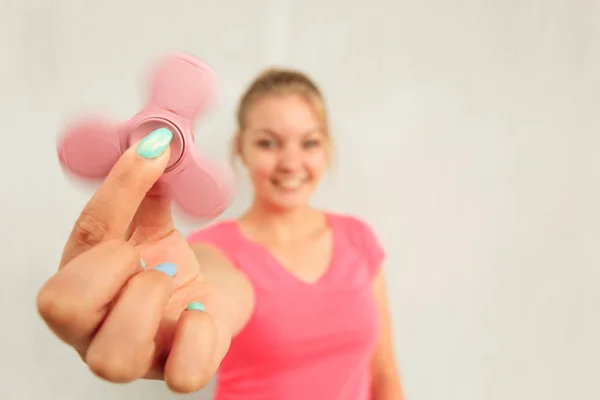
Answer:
[{"xmin": 60, "ymin": 128, "xmax": 174, "ymax": 268}]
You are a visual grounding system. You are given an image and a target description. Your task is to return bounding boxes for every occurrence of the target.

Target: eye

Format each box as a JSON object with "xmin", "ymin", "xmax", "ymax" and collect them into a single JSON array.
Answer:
[
  {"xmin": 303, "ymin": 139, "xmax": 321, "ymax": 149},
  {"xmin": 256, "ymin": 139, "xmax": 277, "ymax": 149}
]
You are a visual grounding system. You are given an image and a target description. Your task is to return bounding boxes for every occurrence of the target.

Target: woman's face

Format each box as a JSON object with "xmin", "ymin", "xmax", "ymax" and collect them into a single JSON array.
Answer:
[{"xmin": 237, "ymin": 93, "xmax": 329, "ymax": 211}]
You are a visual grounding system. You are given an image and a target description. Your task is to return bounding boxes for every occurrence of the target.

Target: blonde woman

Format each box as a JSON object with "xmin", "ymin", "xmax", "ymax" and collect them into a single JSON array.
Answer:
[{"xmin": 38, "ymin": 68, "xmax": 405, "ymax": 399}]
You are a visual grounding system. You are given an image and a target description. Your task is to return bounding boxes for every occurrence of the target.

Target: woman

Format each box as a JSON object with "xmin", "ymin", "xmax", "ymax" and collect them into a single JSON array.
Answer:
[{"xmin": 37, "ymin": 68, "xmax": 405, "ymax": 399}]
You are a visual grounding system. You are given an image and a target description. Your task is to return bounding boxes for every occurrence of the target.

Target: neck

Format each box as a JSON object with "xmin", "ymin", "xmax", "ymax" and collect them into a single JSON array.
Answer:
[{"xmin": 240, "ymin": 200, "xmax": 323, "ymax": 243}]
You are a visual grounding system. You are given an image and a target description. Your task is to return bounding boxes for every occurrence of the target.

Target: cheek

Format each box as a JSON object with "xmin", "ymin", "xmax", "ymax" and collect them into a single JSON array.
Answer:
[
  {"xmin": 246, "ymin": 153, "xmax": 277, "ymax": 179},
  {"xmin": 306, "ymin": 152, "xmax": 328, "ymax": 176}
]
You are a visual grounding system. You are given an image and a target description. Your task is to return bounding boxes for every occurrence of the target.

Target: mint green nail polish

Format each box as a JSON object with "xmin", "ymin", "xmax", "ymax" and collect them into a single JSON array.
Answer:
[
  {"xmin": 187, "ymin": 301, "xmax": 205, "ymax": 311},
  {"xmin": 140, "ymin": 258, "xmax": 146, "ymax": 269},
  {"xmin": 136, "ymin": 128, "xmax": 173, "ymax": 159},
  {"xmin": 153, "ymin": 262, "xmax": 177, "ymax": 277}
]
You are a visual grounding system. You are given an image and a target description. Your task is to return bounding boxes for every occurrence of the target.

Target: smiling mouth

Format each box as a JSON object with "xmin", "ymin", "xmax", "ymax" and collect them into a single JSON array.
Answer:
[{"xmin": 272, "ymin": 177, "xmax": 307, "ymax": 190}]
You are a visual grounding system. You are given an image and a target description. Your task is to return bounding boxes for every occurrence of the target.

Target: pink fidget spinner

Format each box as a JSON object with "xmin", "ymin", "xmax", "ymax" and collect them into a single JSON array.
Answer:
[{"xmin": 56, "ymin": 53, "xmax": 235, "ymax": 220}]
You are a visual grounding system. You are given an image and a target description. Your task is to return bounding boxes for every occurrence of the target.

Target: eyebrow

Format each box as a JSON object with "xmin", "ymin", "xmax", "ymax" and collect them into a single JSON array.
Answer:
[{"xmin": 253, "ymin": 127, "xmax": 323, "ymax": 137}]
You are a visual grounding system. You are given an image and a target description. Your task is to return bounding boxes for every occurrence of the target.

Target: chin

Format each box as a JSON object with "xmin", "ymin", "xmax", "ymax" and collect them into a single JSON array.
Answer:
[
  {"xmin": 271, "ymin": 199, "xmax": 308, "ymax": 211},
  {"xmin": 262, "ymin": 194, "xmax": 307, "ymax": 210},
  {"xmin": 261, "ymin": 189, "xmax": 313, "ymax": 211}
]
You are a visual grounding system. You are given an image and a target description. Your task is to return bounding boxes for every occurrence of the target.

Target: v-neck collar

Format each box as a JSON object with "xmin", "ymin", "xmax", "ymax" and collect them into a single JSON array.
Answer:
[{"xmin": 229, "ymin": 212, "xmax": 338, "ymax": 287}]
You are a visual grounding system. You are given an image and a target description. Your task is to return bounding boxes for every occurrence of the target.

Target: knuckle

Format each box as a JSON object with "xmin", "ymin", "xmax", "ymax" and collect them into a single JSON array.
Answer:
[
  {"xmin": 86, "ymin": 347, "xmax": 140, "ymax": 383},
  {"xmin": 36, "ymin": 282, "xmax": 82, "ymax": 330},
  {"xmin": 73, "ymin": 212, "xmax": 110, "ymax": 248},
  {"xmin": 167, "ymin": 370, "xmax": 213, "ymax": 394},
  {"xmin": 36, "ymin": 284, "xmax": 59, "ymax": 322}
]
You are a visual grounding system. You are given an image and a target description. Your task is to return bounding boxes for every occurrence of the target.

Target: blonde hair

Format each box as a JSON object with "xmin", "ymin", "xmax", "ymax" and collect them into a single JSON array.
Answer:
[{"xmin": 232, "ymin": 67, "xmax": 331, "ymax": 160}]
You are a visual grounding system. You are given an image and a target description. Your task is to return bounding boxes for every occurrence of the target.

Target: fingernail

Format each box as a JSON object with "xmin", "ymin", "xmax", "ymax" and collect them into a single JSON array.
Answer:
[
  {"xmin": 153, "ymin": 262, "xmax": 177, "ymax": 277},
  {"xmin": 187, "ymin": 301, "xmax": 205, "ymax": 311},
  {"xmin": 136, "ymin": 128, "xmax": 173, "ymax": 159},
  {"xmin": 140, "ymin": 257, "xmax": 146, "ymax": 270}
]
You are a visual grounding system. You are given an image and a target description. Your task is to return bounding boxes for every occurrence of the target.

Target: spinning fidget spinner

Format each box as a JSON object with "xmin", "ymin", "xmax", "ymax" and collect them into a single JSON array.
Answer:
[{"xmin": 56, "ymin": 53, "xmax": 235, "ymax": 220}]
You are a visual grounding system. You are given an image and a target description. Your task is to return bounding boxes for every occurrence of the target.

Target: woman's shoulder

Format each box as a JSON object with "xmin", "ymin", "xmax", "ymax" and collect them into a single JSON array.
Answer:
[
  {"xmin": 326, "ymin": 211, "xmax": 378, "ymax": 238},
  {"xmin": 326, "ymin": 211, "xmax": 386, "ymax": 272},
  {"xmin": 186, "ymin": 219, "xmax": 248, "ymax": 271}
]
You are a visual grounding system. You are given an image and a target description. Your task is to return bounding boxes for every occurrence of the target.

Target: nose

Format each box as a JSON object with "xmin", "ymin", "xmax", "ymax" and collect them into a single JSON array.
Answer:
[{"xmin": 278, "ymin": 144, "xmax": 302, "ymax": 171}]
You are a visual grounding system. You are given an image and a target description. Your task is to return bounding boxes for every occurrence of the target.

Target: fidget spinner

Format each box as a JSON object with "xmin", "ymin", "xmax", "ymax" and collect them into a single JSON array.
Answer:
[{"xmin": 56, "ymin": 53, "xmax": 235, "ymax": 220}]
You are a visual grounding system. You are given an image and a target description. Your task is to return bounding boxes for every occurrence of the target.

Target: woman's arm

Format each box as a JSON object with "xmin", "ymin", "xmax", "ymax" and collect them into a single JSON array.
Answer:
[
  {"xmin": 161, "ymin": 242, "xmax": 255, "ymax": 388},
  {"xmin": 190, "ymin": 243, "xmax": 255, "ymax": 338},
  {"xmin": 371, "ymin": 270, "xmax": 406, "ymax": 400}
]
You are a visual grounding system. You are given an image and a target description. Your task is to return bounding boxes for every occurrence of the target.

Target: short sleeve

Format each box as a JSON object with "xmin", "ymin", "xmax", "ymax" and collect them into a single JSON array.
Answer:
[
  {"xmin": 188, "ymin": 226, "xmax": 216, "ymax": 245},
  {"xmin": 186, "ymin": 220, "xmax": 245, "ymax": 269},
  {"xmin": 187, "ymin": 221, "xmax": 231, "ymax": 249},
  {"xmin": 345, "ymin": 215, "xmax": 386, "ymax": 279}
]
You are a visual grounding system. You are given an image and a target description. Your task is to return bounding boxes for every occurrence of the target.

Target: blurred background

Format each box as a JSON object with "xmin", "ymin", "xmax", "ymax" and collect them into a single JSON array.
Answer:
[{"xmin": 0, "ymin": 0, "xmax": 598, "ymax": 399}]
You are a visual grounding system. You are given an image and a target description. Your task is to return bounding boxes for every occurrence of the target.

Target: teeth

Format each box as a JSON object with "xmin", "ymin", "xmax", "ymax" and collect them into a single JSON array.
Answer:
[{"xmin": 276, "ymin": 179, "xmax": 304, "ymax": 189}]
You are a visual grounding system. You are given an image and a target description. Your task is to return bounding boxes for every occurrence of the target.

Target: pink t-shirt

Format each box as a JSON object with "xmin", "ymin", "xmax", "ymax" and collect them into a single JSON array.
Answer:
[{"xmin": 187, "ymin": 212, "xmax": 385, "ymax": 400}]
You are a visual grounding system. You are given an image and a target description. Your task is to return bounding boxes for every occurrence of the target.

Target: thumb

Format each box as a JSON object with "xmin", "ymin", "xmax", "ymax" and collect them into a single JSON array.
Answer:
[
  {"xmin": 60, "ymin": 127, "xmax": 173, "ymax": 267},
  {"xmin": 125, "ymin": 128, "xmax": 179, "ymax": 243}
]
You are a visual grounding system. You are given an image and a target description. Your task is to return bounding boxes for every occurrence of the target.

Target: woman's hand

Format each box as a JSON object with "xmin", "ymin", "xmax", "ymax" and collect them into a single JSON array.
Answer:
[{"xmin": 37, "ymin": 133, "xmax": 222, "ymax": 393}]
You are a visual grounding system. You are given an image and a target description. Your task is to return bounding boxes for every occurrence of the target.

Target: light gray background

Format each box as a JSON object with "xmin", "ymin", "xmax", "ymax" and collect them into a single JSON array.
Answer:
[{"xmin": 1, "ymin": 0, "xmax": 598, "ymax": 399}]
